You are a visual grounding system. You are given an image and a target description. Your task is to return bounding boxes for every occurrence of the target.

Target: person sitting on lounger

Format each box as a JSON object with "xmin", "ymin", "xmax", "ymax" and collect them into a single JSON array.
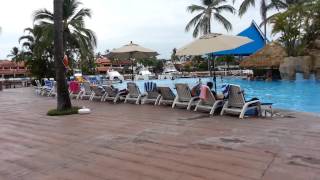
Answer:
[{"xmin": 206, "ymin": 82, "xmax": 217, "ymax": 98}]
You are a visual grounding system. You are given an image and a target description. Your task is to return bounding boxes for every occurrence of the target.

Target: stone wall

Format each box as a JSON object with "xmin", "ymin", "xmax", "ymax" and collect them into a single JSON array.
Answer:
[{"xmin": 279, "ymin": 39, "xmax": 320, "ymax": 80}]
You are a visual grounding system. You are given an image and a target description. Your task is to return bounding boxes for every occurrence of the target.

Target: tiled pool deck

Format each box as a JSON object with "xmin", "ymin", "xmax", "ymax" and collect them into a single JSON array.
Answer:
[{"xmin": 0, "ymin": 88, "xmax": 320, "ymax": 180}]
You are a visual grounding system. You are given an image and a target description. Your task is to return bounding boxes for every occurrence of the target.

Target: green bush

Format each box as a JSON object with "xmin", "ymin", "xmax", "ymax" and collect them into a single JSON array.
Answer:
[{"xmin": 47, "ymin": 106, "xmax": 80, "ymax": 116}]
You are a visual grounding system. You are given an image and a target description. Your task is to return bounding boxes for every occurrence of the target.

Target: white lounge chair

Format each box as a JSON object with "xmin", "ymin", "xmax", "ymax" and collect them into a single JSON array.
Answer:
[
  {"xmin": 90, "ymin": 86, "xmax": 106, "ymax": 101},
  {"xmin": 102, "ymin": 85, "xmax": 126, "ymax": 103},
  {"xmin": 47, "ymin": 81, "xmax": 57, "ymax": 97},
  {"xmin": 79, "ymin": 82, "xmax": 93, "ymax": 100},
  {"xmin": 41, "ymin": 80, "xmax": 54, "ymax": 96},
  {"xmin": 124, "ymin": 82, "xmax": 144, "ymax": 105},
  {"xmin": 157, "ymin": 86, "xmax": 176, "ymax": 106},
  {"xmin": 34, "ymin": 80, "xmax": 43, "ymax": 95},
  {"xmin": 141, "ymin": 82, "xmax": 161, "ymax": 105},
  {"xmin": 220, "ymin": 84, "xmax": 261, "ymax": 119},
  {"xmin": 172, "ymin": 83, "xmax": 199, "ymax": 110},
  {"xmin": 195, "ymin": 85, "xmax": 224, "ymax": 115}
]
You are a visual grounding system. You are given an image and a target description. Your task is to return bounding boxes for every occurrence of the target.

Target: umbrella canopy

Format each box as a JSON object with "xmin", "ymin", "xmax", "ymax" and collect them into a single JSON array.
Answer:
[
  {"xmin": 107, "ymin": 41, "xmax": 159, "ymax": 59},
  {"xmin": 176, "ymin": 33, "xmax": 253, "ymax": 56},
  {"xmin": 107, "ymin": 41, "xmax": 159, "ymax": 80}
]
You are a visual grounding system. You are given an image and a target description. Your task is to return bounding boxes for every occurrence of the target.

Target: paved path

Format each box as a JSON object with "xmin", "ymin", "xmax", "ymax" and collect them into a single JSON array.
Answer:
[{"xmin": 0, "ymin": 88, "xmax": 320, "ymax": 180}]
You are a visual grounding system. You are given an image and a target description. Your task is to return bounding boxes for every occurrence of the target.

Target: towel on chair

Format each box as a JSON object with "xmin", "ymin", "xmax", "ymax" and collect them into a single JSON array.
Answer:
[
  {"xmin": 144, "ymin": 82, "xmax": 157, "ymax": 92},
  {"xmin": 69, "ymin": 81, "xmax": 80, "ymax": 94},
  {"xmin": 199, "ymin": 85, "xmax": 209, "ymax": 101},
  {"xmin": 221, "ymin": 84, "xmax": 230, "ymax": 99}
]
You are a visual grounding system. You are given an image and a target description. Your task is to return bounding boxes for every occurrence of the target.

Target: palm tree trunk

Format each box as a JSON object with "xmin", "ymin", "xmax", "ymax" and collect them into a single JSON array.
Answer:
[
  {"xmin": 262, "ymin": 0, "xmax": 267, "ymax": 44},
  {"xmin": 264, "ymin": 17, "xmax": 267, "ymax": 44},
  {"xmin": 54, "ymin": 0, "xmax": 71, "ymax": 111}
]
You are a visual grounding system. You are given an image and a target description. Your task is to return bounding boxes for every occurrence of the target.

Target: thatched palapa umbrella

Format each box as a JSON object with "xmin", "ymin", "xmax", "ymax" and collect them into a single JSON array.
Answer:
[
  {"xmin": 107, "ymin": 41, "xmax": 159, "ymax": 80},
  {"xmin": 240, "ymin": 43, "xmax": 287, "ymax": 69}
]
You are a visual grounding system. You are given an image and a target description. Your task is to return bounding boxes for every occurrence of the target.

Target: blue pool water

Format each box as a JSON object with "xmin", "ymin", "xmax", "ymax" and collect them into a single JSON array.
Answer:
[{"xmin": 113, "ymin": 74, "xmax": 320, "ymax": 113}]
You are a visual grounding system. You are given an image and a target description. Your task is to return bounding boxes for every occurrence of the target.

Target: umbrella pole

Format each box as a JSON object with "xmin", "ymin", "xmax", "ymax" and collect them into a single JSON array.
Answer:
[
  {"xmin": 211, "ymin": 54, "xmax": 217, "ymax": 92},
  {"xmin": 130, "ymin": 52, "xmax": 134, "ymax": 81}
]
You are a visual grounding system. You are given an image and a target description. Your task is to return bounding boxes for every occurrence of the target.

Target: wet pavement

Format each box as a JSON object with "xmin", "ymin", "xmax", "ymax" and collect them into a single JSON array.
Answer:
[{"xmin": 0, "ymin": 88, "xmax": 320, "ymax": 180}]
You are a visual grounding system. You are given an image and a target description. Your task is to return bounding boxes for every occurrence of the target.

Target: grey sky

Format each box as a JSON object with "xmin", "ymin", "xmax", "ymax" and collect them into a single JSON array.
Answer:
[{"xmin": 0, "ymin": 0, "xmax": 274, "ymax": 60}]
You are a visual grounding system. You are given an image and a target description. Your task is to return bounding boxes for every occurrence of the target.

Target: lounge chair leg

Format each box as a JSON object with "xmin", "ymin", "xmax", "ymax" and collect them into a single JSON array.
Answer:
[
  {"xmin": 158, "ymin": 97, "xmax": 163, "ymax": 106},
  {"xmin": 187, "ymin": 100, "xmax": 193, "ymax": 110},
  {"xmin": 194, "ymin": 100, "xmax": 201, "ymax": 112},
  {"xmin": 136, "ymin": 96, "xmax": 140, "ymax": 105},
  {"xmin": 220, "ymin": 102, "xmax": 228, "ymax": 116},
  {"xmin": 172, "ymin": 96, "xmax": 178, "ymax": 108},
  {"xmin": 124, "ymin": 95, "xmax": 129, "ymax": 103},
  {"xmin": 210, "ymin": 103, "xmax": 218, "ymax": 115}
]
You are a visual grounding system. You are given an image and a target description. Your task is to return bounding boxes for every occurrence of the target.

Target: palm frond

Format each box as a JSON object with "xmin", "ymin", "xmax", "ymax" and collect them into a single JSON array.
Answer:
[
  {"xmin": 214, "ymin": 13, "xmax": 233, "ymax": 31},
  {"xmin": 239, "ymin": 0, "xmax": 255, "ymax": 16},
  {"xmin": 187, "ymin": 5, "xmax": 206, "ymax": 13},
  {"xmin": 216, "ymin": 5, "xmax": 235, "ymax": 14},
  {"xmin": 185, "ymin": 13, "xmax": 203, "ymax": 32},
  {"xmin": 33, "ymin": 9, "xmax": 53, "ymax": 23}
]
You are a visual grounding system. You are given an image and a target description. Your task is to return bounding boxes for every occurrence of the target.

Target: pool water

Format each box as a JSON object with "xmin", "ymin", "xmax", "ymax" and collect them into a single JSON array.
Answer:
[{"xmin": 113, "ymin": 74, "xmax": 320, "ymax": 114}]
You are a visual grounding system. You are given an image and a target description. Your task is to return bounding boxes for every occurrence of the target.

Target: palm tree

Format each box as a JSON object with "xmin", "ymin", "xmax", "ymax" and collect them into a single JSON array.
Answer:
[
  {"xmin": 236, "ymin": 0, "xmax": 296, "ymax": 41},
  {"xmin": 185, "ymin": 0, "xmax": 235, "ymax": 38},
  {"xmin": 7, "ymin": 47, "xmax": 20, "ymax": 61},
  {"xmin": 261, "ymin": 0, "xmax": 310, "ymax": 24},
  {"xmin": 33, "ymin": 0, "xmax": 97, "ymax": 60},
  {"xmin": 54, "ymin": 0, "xmax": 72, "ymax": 111},
  {"xmin": 237, "ymin": 0, "xmax": 269, "ymax": 40},
  {"xmin": 19, "ymin": 28, "xmax": 37, "ymax": 56}
]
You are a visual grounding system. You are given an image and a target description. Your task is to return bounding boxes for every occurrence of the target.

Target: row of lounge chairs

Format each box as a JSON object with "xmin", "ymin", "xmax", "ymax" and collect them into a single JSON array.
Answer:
[{"xmin": 36, "ymin": 80, "xmax": 262, "ymax": 119}]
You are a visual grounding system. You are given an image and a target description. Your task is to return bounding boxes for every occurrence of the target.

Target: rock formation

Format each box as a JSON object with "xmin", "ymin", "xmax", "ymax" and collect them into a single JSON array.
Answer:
[{"xmin": 279, "ymin": 39, "xmax": 320, "ymax": 80}]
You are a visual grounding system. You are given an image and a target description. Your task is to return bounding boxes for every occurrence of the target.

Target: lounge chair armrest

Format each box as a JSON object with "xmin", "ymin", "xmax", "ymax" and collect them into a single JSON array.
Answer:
[
  {"xmin": 244, "ymin": 100, "xmax": 260, "ymax": 106},
  {"xmin": 191, "ymin": 96, "xmax": 199, "ymax": 101}
]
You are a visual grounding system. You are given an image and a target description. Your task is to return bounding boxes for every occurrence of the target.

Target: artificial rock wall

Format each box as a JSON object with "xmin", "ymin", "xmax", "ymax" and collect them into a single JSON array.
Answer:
[{"xmin": 279, "ymin": 40, "xmax": 320, "ymax": 80}]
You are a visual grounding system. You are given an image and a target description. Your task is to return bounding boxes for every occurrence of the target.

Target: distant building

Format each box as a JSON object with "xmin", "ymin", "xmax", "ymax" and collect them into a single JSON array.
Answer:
[
  {"xmin": 96, "ymin": 57, "xmax": 112, "ymax": 74},
  {"xmin": 0, "ymin": 60, "xmax": 29, "ymax": 78},
  {"xmin": 95, "ymin": 56, "xmax": 132, "ymax": 74}
]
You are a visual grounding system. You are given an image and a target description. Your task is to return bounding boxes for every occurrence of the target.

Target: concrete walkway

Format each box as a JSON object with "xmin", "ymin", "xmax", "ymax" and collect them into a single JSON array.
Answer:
[{"xmin": 0, "ymin": 88, "xmax": 320, "ymax": 180}]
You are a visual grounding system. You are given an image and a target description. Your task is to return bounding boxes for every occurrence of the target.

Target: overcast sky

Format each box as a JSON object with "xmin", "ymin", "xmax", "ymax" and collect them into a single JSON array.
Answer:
[{"xmin": 0, "ymin": 0, "xmax": 274, "ymax": 60}]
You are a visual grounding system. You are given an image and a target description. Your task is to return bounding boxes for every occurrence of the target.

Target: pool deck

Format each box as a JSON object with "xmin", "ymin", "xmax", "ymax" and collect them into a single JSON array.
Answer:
[{"xmin": 1, "ymin": 88, "xmax": 320, "ymax": 180}]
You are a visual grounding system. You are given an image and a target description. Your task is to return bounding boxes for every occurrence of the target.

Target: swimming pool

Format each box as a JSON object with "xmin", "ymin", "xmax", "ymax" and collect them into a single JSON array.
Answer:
[{"xmin": 113, "ymin": 74, "xmax": 320, "ymax": 114}]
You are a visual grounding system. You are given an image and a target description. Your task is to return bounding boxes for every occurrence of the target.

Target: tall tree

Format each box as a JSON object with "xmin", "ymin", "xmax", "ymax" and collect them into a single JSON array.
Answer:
[
  {"xmin": 34, "ymin": 0, "xmax": 97, "ymax": 65},
  {"xmin": 185, "ymin": 0, "xmax": 235, "ymax": 38},
  {"xmin": 238, "ymin": 0, "xmax": 268, "ymax": 39},
  {"xmin": 19, "ymin": 27, "xmax": 56, "ymax": 79},
  {"xmin": 236, "ymin": 0, "xmax": 291, "ymax": 41},
  {"xmin": 54, "ymin": 0, "xmax": 72, "ymax": 110}
]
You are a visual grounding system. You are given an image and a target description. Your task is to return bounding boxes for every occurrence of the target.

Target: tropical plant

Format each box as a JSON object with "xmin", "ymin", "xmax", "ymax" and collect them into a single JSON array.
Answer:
[
  {"xmin": 53, "ymin": 0, "xmax": 72, "ymax": 111},
  {"xmin": 270, "ymin": 4, "xmax": 306, "ymax": 56},
  {"xmin": 185, "ymin": 0, "xmax": 235, "ymax": 38},
  {"xmin": 7, "ymin": 47, "xmax": 21, "ymax": 61},
  {"xmin": 33, "ymin": 0, "xmax": 97, "ymax": 64},
  {"xmin": 217, "ymin": 55, "xmax": 236, "ymax": 71},
  {"xmin": 236, "ymin": 0, "xmax": 289, "ymax": 40},
  {"xmin": 19, "ymin": 26, "xmax": 55, "ymax": 79},
  {"xmin": 171, "ymin": 48, "xmax": 180, "ymax": 62},
  {"xmin": 303, "ymin": 0, "xmax": 320, "ymax": 47}
]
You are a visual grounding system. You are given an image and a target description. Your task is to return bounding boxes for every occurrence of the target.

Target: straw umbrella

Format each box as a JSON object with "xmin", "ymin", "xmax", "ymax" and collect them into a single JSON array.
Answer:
[
  {"xmin": 107, "ymin": 41, "xmax": 159, "ymax": 80},
  {"xmin": 176, "ymin": 33, "xmax": 252, "ymax": 91}
]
